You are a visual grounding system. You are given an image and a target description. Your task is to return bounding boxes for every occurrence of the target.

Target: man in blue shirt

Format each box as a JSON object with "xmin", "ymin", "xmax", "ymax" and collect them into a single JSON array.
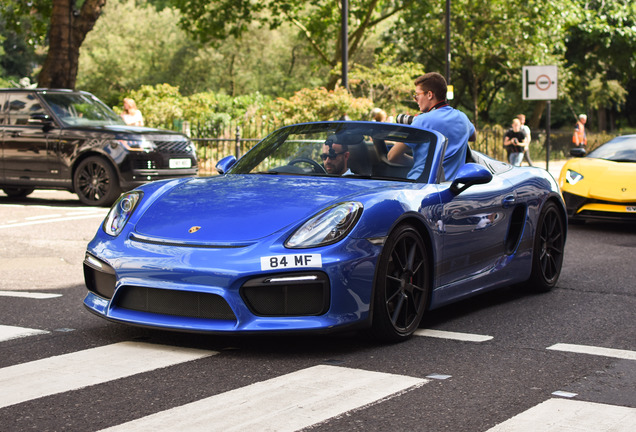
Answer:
[{"xmin": 388, "ymin": 72, "xmax": 475, "ymax": 181}]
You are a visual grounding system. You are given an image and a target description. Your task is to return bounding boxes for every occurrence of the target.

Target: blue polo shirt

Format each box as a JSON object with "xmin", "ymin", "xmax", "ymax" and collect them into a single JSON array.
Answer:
[{"xmin": 407, "ymin": 106, "xmax": 475, "ymax": 181}]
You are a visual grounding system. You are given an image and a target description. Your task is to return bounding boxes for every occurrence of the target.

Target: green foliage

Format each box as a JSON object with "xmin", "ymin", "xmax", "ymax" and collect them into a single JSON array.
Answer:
[
  {"xmin": 126, "ymin": 84, "xmax": 185, "ymax": 130},
  {"xmin": 384, "ymin": 0, "xmax": 577, "ymax": 127},
  {"xmin": 167, "ymin": 0, "xmax": 413, "ymax": 88},
  {"xmin": 0, "ymin": 1, "xmax": 52, "ymax": 47},
  {"xmin": 77, "ymin": 0, "xmax": 327, "ymax": 105},
  {"xmin": 348, "ymin": 59, "xmax": 424, "ymax": 116},
  {"xmin": 260, "ymin": 87, "xmax": 374, "ymax": 124}
]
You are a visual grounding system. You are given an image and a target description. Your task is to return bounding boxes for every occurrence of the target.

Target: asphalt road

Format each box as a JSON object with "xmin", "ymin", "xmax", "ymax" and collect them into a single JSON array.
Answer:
[{"xmin": 0, "ymin": 189, "xmax": 634, "ymax": 432}]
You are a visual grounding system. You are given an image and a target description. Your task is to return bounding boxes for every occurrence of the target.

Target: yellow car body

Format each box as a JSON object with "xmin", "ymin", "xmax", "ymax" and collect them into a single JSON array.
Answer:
[{"xmin": 558, "ymin": 135, "xmax": 636, "ymax": 223}]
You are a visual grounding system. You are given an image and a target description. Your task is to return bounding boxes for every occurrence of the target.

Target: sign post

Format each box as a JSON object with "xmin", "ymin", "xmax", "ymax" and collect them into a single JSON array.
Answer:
[{"xmin": 523, "ymin": 65, "xmax": 558, "ymax": 171}]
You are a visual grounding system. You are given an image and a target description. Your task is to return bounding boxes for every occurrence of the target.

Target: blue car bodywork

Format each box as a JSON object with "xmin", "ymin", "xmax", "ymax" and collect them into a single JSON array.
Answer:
[{"xmin": 84, "ymin": 121, "xmax": 567, "ymax": 341}]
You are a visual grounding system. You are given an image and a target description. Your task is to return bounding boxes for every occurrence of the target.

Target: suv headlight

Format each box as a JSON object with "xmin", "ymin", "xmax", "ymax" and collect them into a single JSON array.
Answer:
[
  {"xmin": 286, "ymin": 202, "xmax": 363, "ymax": 248},
  {"xmin": 117, "ymin": 139, "xmax": 156, "ymax": 152},
  {"xmin": 103, "ymin": 191, "xmax": 143, "ymax": 236},
  {"xmin": 565, "ymin": 169, "xmax": 584, "ymax": 185}
]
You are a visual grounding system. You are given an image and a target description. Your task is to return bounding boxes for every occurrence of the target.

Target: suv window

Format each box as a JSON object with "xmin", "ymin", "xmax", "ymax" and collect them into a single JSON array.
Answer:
[
  {"xmin": 7, "ymin": 92, "xmax": 46, "ymax": 125},
  {"xmin": 41, "ymin": 92, "xmax": 124, "ymax": 127}
]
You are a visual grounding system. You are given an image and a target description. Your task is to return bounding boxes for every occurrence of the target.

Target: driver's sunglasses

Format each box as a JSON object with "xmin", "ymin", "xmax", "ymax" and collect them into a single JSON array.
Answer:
[{"xmin": 320, "ymin": 151, "xmax": 345, "ymax": 160}]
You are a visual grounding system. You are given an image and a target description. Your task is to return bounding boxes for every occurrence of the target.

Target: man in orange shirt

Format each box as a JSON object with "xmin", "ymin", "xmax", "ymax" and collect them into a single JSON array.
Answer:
[{"xmin": 573, "ymin": 114, "xmax": 587, "ymax": 147}]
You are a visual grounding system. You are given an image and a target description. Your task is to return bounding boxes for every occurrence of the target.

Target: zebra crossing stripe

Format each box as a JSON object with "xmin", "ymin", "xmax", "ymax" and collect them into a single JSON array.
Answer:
[
  {"xmin": 0, "ymin": 342, "xmax": 217, "ymax": 409},
  {"xmin": 0, "ymin": 290, "xmax": 62, "ymax": 299},
  {"xmin": 0, "ymin": 325, "xmax": 49, "ymax": 342},
  {"xmin": 99, "ymin": 365, "xmax": 427, "ymax": 432},
  {"xmin": 547, "ymin": 343, "xmax": 636, "ymax": 361},
  {"xmin": 485, "ymin": 398, "xmax": 636, "ymax": 431},
  {"xmin": 414, "ymin": 329, "xmax": 493, "ymax": 342}
]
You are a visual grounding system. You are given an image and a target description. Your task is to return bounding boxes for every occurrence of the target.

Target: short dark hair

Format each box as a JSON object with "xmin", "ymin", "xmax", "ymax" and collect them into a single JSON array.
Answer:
[{"xmin": 414, "ymin": 72, "xmax": 447, "ymax": 101}]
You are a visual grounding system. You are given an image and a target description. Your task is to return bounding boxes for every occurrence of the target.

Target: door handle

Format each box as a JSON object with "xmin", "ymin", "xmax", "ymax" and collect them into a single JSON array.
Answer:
[
  {"xmin": 502, "ymin": 195, "xmax": 516, "ymax": 208},
  {"xmin": 11, "ymin": 131, "xmax": 21, "ymax": 138}
]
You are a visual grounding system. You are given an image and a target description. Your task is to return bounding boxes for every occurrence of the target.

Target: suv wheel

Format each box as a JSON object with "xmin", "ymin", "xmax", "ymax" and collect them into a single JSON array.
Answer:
[{"xmin": 74, "ymin": 156, "xmax": 122, "ymax": 206}]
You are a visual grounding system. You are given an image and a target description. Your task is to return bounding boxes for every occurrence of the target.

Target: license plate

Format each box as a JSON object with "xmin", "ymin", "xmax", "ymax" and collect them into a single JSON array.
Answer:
[
  {"xmin": 627, "ymin": 206, "xmax": 636, "ymax": 212},
  {"xmin": 261, "ymin": 254, "xmax": 322, "ymax": 271},
  {"xmin": 169, "ymin": 158, "xmax": 192, "ymax": 169}
]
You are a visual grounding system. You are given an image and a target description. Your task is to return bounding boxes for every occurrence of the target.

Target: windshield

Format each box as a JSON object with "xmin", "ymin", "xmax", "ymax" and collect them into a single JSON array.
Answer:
[
  {"xmin": 41, "ymin": 92, "xmax": 125, "ymax": 127},
  {"xmin": 587, "ymin": 136, "xmax": 636, "ymax": 162},
  {"xmin": 228, "ymin": 121, "xmax": 439, "ymax": 182}
]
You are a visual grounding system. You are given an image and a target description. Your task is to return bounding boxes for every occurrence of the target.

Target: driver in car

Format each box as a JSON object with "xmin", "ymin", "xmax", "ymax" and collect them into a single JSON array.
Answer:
[{"xmin": 321, "ymin": 132, "xmax": 364, "ymax": 175}]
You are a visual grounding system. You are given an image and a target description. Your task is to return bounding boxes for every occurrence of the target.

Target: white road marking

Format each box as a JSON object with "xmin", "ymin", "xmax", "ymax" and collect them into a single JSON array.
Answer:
[
  {"xmin": 0, "ymin": 325, "xmax": 49, "ymax": 342},
  {"xmin": 25, "ymin": 214, "xmax": 62, "ymax": 220},
  {"xmin": 547, "ymin": 343, "xmax": 636, "ymax": 361},
  {"xmin": 414, "ymin": 329, "xmax": 493, "ymax": 342},
  {"xmin": 99, "ymin": 365, "xmax": 427, "ymax": 432},
  {"xmin": 0, "ymin": 290, "xmax": 62, "ymax": 299},
  {"xmin": 0, "ymin": 342, "xmax": 217, "ymax": 409},
  {"xmin": 485, "ymin": 398, "xmax": 636, "ymax": 432},
  {"xmin": 0, "ymin": 212, "xmax": 106, "ymax": 229}
]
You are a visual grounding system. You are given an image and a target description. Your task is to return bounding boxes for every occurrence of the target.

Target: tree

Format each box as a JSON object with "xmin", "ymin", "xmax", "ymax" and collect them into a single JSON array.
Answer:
[
  {"xmin": 564, "ymin": 0, "xmax": 636, "ymax": 130},
  {"xmin": 78, "ymin": 0, "xmax": 328, "ymax": 105},
  {"xmin": 167, "ymin": 0, "xmax": 415, "ymax": 89},
  {"xmin": 384, "ymin": 0, "xmax": 577, "ymax": 127},
  {"xmin": 1, "ymin": 0, "xmax": 107, "ymax": 89}
]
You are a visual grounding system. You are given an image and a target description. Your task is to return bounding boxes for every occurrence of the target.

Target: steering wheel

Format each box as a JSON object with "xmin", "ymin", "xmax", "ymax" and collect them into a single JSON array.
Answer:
[{"xmin": 288, "ymin": 158, "xmax": 327, "ymax": 174}]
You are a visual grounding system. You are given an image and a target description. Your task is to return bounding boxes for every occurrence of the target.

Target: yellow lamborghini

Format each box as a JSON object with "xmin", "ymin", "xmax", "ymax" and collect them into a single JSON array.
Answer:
[{"xmin": 558, "ymin": 134, "xmax": 636, "ymax": 223}]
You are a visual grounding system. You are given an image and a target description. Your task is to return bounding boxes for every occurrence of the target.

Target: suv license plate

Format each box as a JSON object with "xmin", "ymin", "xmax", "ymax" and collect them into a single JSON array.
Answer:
[{"xmin": 169, "ymin": 158, "xmax": 192, "ymax": 169}]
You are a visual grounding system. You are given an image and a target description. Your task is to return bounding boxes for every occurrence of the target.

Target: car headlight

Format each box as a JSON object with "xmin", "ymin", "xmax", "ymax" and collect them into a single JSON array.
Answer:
[
  {"xmin": 565, "ymin": 169, "xmax": 584, "ymax": 185},
  {"xmin": 117, "ymin": 139, "xmax": 155, "ymax": 152},
  {"xmin": 286, "ymin": 202, "xmax": 363, "ymax": 248},
  {"xmin": 103, "ymin": 191, "xmax": 143, "ymax": 236}
]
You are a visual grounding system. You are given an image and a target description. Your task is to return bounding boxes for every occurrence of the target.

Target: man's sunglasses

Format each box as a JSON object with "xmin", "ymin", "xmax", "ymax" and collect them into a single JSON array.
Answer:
[{"xmin": 320, "ymin": 151, "xmax": 346, "ymax": 160}]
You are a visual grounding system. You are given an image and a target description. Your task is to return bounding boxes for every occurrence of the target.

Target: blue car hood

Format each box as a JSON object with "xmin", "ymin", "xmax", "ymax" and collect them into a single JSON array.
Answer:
[{"xmin": 134, "ymin": 175, "xmax": 383, "ymax": 243}]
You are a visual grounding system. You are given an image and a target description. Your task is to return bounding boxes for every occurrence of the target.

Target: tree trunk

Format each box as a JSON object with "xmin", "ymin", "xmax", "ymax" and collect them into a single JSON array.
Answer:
[
  {"xmin": 37, "ymin": 0, "xmax": 107, "ymax": 89},
  {"xmin": 530, "ymin": 100, "xmax": 547, "ymax": 129}
]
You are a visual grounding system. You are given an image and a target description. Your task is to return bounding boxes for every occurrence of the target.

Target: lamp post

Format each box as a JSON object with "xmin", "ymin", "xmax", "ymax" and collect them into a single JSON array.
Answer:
[
  {"xmin": 341, "ymin": 0, "xmax": 348, "ymax": 90},
  {"xmin": 445, "ymin": 0, "xmax": 450, "ymax": 85}
]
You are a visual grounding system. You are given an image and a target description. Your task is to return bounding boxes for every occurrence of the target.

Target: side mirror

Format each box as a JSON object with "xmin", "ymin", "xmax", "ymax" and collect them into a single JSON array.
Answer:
[
  {"xmin": 28, "ymin": 113, "xmax": 51, "ymax": 122},
  {"xmin": 216, "ymin": 155, "xmax": 237, "ymax": 174},
  {"xmin": 28, "ymin": 114, "xmax": 54, "ymax": 131},
  {"xmin": 450, "ymin": 163, "xmax": 493, "ymax": 195},
  {"xmin": 569, "ymin": 147, "xmax": 587, "ymax": 158}
]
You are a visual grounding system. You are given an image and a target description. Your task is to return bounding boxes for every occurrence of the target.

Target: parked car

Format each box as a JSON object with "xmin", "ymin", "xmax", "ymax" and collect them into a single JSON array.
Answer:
[
  {"xmin": 83, "ymin": 121, "xmax": 567, "ymax": 341},
  {"xmin": 559, "ymin": 134, "xmax": 636, "ymax": 223},
  {"xmin": 0, "ymin": 88, "xmax": 198, "ymax": 206}
]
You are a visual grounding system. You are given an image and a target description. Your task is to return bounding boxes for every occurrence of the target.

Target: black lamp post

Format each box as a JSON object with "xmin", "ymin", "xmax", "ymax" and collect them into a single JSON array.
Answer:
[
  {"xmin": 445, "ymin": 0, "xmax": 451, "ymax": 85},
  {"xmin": 341, "ymin": 0, "xmax": 348, "ymax": 90}
]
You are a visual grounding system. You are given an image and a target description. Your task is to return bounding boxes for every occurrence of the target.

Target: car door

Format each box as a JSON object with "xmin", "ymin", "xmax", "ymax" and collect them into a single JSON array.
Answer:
[
  {"xmin": 3, "ymin": 92, "xmax": 54, "ymax": 182},
  {"xmin": 437, "ymin": 173, "xmax": 518, "ymax": 287}
]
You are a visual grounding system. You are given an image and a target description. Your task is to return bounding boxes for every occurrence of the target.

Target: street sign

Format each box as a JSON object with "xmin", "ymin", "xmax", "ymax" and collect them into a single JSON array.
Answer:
[{"xmin": 523, "ymin": 65, "xmax": 558, "ymax": 100}]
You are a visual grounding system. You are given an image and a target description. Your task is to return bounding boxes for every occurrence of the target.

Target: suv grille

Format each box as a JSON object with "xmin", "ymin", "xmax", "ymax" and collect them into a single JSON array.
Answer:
[{"xmin": 153, "ymin": 140, "xmax": 193, "ymax": 154}]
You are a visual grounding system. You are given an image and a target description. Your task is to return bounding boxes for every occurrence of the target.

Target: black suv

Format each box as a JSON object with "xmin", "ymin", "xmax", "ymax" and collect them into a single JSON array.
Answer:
[{"xmin": 0, "ymin": 88, "xmax": 198, "ymax": 206}]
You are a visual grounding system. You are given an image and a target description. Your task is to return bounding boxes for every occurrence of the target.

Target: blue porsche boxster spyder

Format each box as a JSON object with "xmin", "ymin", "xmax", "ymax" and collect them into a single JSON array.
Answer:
[{"xmin": 83, "ymin": 121, "xmax": 567, "ymax": 341}]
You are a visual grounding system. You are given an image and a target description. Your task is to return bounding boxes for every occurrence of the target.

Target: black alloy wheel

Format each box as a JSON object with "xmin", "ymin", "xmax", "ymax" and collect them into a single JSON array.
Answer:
[
  {"xmin": 528, "ymin": 201, "xmax": 565, "ymax": 292},
  {"xmin": 372, "ymin": 223, "xmax": 430, "ymax": 341},
  {"xmin": 2, "ymin": 187, "xmax": 35, "ymax": 199},
  {"xmin": 74, "ymin": 156, "xmax": 121, "ymax": 206}
]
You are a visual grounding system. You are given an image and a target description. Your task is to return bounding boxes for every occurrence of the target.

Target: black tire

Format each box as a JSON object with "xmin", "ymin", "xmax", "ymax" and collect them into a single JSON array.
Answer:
[
  {"xmin": 2, "ymin": 187, "xmax": 35, "ymax": 198},
  {"xmin": 527, "ymin": 201, "xmax": 566, "ymax": 292},
  {"xmin": 372, "ymin": 224, "xmax": 430, "ymax": 342},
  {"xmin": 73, "ymin": 156, "xmax": 121, "ymax": 206}
]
